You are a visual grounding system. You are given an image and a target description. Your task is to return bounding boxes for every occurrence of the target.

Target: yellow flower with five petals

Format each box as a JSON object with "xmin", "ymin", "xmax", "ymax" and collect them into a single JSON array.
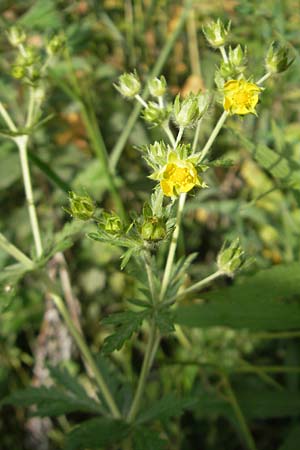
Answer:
[
  {"xmin": 160, "ymin": 158, "xmax": 202, "ymax": 197},
  {"xmin": 223, "ymin": 79, "xmax": 262, "ymax": 115}
]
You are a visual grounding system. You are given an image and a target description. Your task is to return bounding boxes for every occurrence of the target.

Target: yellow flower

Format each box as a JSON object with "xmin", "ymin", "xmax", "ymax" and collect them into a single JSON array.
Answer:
[
  {"xmin": 223, "ymin": 79, "xmax": 262, "ymax": 115},
  {"xmin": 160, "ymin": 159, "xmax": 201, "ymax": 197}
]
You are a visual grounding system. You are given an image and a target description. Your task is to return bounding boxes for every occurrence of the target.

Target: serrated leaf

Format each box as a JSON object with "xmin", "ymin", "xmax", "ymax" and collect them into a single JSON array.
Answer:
[
  {"xmin": 49, "ymin": 366, "xmax": 92, "ymax": 401},
  {"xmin": 133, "ymin": 427, "xmax": 167, "ymax": 450},
  {"xmin": 137, "ymin": 394, "xmax": 197, "ymax": 424},
  {"xmin": 1, "ymin": 385, "xmax": 102, "ymax": 417},
  {"xmin": 66, "ymin": 418, "xmax": 129, "ymax": 450},
  {"xmin": 175, "ymin": 263, "xmax": 300, "ymax": 331},
  {"xmin": 102, "ymin": 311, "xmax": 149, "ymax": 353}
]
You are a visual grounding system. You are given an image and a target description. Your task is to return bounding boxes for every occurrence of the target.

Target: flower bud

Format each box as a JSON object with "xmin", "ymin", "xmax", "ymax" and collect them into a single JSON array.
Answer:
[
  {"xmin": 67, "ymin": 191, "xmax": 96, "ymax": 221},
  {"xmin": 265, "ymin": 41, "xmax": 294, "ymax": 74},
  {"xmin": 114, "ymin": 72, "xmax": 141, "ymax": 98},
  {"xmin": 47, "ymin": 33, "xmax": 66, "ymax": 55},
  {"xmin": 202, "ymin": 19, "xmax": 231, "ymax": 48},
  {"xmin": 173, "ymin": 93, "xmax": 200, "ymax": 128},
  {"xmin": 11, "ymin": 65, "xmax": 26, "ymax": 79},
  {"xmin": 103, "ymin": 213, "xmax": 122, "ymax": 234},
  {"xmin": 217, "ymin": 239, "xmax": 246, "ymax": 277},
  {"xmin": 6, "ymin": 26, "xmax": 26, "ymax": 47},
  {"xmin": 148, "ymin": 76, "xmax": 167, "ymax": 97},
  {"xmin": 142, "ymin": 102, "xmax": 170, "ymax": 126},
  {"xmin": 228, "ymin": 45, "xmax": 247, "ymax": 73},
  {"xmin": 141, "ymin": 216, "xmax": 167, "ymax": 242}
]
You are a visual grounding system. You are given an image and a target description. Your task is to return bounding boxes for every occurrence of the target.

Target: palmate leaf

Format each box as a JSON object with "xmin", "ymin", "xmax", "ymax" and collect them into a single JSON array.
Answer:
[
  {"xmin": 175, "ymin": 263, "xmax": 300, "ymax": 331},
  {"xmin": 137, "ymin": 393, "xmax": 197, "ymax": 424},
  {"xmin": 102, "ymin": 310, "xmax": 150, "ymax": 353},
  {"xmin": 65, "ymin": 417, "xmax": 129, "ymax": 450},
  {"xmin": 0, "ymin": 385, "xmax": 102, "ymax": 417}
]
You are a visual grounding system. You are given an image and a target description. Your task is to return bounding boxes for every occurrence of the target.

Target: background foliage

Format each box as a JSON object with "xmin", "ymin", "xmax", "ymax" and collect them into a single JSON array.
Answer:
[{"xmin": 0, "ymin": 0, "xmax": 300, "ymax": 449}]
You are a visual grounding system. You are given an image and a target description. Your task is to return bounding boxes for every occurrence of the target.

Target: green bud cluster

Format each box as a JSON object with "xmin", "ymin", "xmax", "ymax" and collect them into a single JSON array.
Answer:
[
  {"xmin": 148, "ymin": 76, "xmax": 167, "ymax": 97},
  {"xmin": 114, "ymin": 72, "xmax": 141, "ymax": 98},
  {"xmin": 217, "ymin": 238, "xmax": 246, "ymax": 277},
  {"xmin": 141, "ymin": 216, "xmax": 167, "ymax": 242},
  {"xmin": 265, "ymin": 41, "xmax": 294, "ymax": 74},
  {"xmin": 66, "ymin": 192, "xmax": 96, "ymax": 221},
  {"xmin": 202, "ymin": 19, "xmax": 231, "ymax": 48},
  {"xmin": 47, "ymin": 33, "xmax": 66, "ymax": 55}
]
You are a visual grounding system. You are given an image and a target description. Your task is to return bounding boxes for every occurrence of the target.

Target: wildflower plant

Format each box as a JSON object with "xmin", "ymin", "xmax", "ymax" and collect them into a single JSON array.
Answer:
[{"xmin": 0, "ymin": 10, "xmax": 297, "ymax": 450}]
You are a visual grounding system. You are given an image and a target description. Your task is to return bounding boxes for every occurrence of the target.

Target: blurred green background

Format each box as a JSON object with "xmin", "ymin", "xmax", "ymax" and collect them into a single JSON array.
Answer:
[{"xmin": 0, "ymin": 1, "xmax": 300, "ymax": 449}]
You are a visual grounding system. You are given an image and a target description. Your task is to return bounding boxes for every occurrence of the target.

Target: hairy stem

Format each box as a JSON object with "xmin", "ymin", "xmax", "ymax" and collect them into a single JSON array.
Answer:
[
  {"xmin": 127, "ymin": 320, "xmax": 157, "ymax": 422},
  {"xmin": 0, "ymin": 232, "xmax": 34, "ymax": 269},
  {"xmin": 160, "ymin": 193, "xmax": 186, "ymax": 301},
  {"xmin": 198, "ymin": 111, "xmax": 228, "ymax": 162}
]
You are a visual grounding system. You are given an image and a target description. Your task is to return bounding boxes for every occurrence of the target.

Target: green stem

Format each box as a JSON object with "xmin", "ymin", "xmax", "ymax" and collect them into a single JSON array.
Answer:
[
  {"xmin": 0, "ymin": 101, "xmax": 17, "ymax": 131},
  {"xmin": 198, "ymin": 111, "xmax": 228, "ymax": 162},
  {"xmin": 50, "ymin": 291, "xmax": 121, "ymax": 419},
  {"xmin": 127, "ymin": 320, "xmax": 157, "ymax": 422},
  {"xmin": 220, "ymin": 46, "xmax": 228, "ymax": 63},
  {"xmin": 175, "ymin": 269, "xmax": 224, "ymax": 299},
  {"xmin": 16, "ymin": 136, "xmax": 43, "ymax": 258},
  {"xmin": 160, "ymin": 193, "xmax": 186, "ymax": 302},
  {"xmin": 163, "ymin": 123, "xmax": 176, "ymax": 146},
  {"xmin": 256, "ymin": 72, "xmax": 272, "ymax": 85},
  {"xmin": 0, "ymin": 232, "xmax": 34, "ymax": 269},
  {"xmin": 143, "ymin": 251, "xmax": 156, "ymax": 304},
  {"xmin": 109, "ymin": 0, "xmax": 194, "ymax": 172},
  {"xmin": 222, "ymin": 374, "xmax": 257, "ymax": 450},
  {"xmin": 191, "ymin": 118, "xmax": 203, "ymax": 154},
  {"xmin": 175, "ymin": 126, "xmax": 184, "ymax": 148}
]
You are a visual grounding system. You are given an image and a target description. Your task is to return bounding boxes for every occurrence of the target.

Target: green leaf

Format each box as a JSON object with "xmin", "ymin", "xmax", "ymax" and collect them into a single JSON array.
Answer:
[
  {"xmin": 133, "ymin": 427, "xmax": 167, "ymax": 450},
  {"xmin": 18, "ymin": 0, "xmax": 62, "ymax": 29},
  {"xmin": 137, "ymin": 394, "xmax": 197, "ymax": 424},
  {"xmin": 49, "ymin": 366, "xmax": 93, "ymax": 402},
  {"xmin": 65, "ymin": 418, "xmax": 129, "ymax": 450},
  {"xmin": 102, "ymin": 311, "xmax": 149, "ymax": 353},
  {"xmin": 279, "ymin": 425, "xmax": 300, "ymax": 450},
  {"xmin": 175, "ymin": 263, "xmax": 300, "ymax": 331},
  {"xmin": 1, "ymin": 385, "xmax": 102, "ymax": 417}
]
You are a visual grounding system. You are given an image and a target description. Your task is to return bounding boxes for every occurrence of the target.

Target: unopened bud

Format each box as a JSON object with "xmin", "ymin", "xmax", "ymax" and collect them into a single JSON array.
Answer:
[
  {"xmin": 11, "ymin": 65, "xmax": 26, "ymax": 79},
  {"xmin": 47, "ymin": 33, "xmax": 66, "ymax": 55},
  {"xmin": 173, "ymin": 93, "xmax": 200, "ymax": 128},
  {"xmin": 141, "ymin": 216, "xmax": 166, "ymax": 242},
  {"xmin": 103, "ymin": 213, "xmax": 122, "ymax": 234},
  {"xmin": 142, "ymin": 102, "xmax": 170, "ymax": 126},
  {"xmin": 202, "ymin": 19, "xmax": 231, "ymax": 48},
  {"xmin": 228, "ymin": 45, "xmax": 247, "ymax": 73},
  {"xmin": 217, "ymin": 239, "xmax": 246, "ymax": 277},
  {"xmin": 148, "ymin": 76, "xmax": 167, "ymax": 97},
  {"xmin": 265, "ymin": 41, "xmax": 294, "ymax": 74},
  {"xmin": 6, "ymin": 26, "xmax": 26, "ymax": 47},
  {"xmin": 114, "ymin": 72, "xmax": 141, "ymax": 98},
  {"xmin": 66, "ymin": 191, "xmax": 95, "ymax": 220}
]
